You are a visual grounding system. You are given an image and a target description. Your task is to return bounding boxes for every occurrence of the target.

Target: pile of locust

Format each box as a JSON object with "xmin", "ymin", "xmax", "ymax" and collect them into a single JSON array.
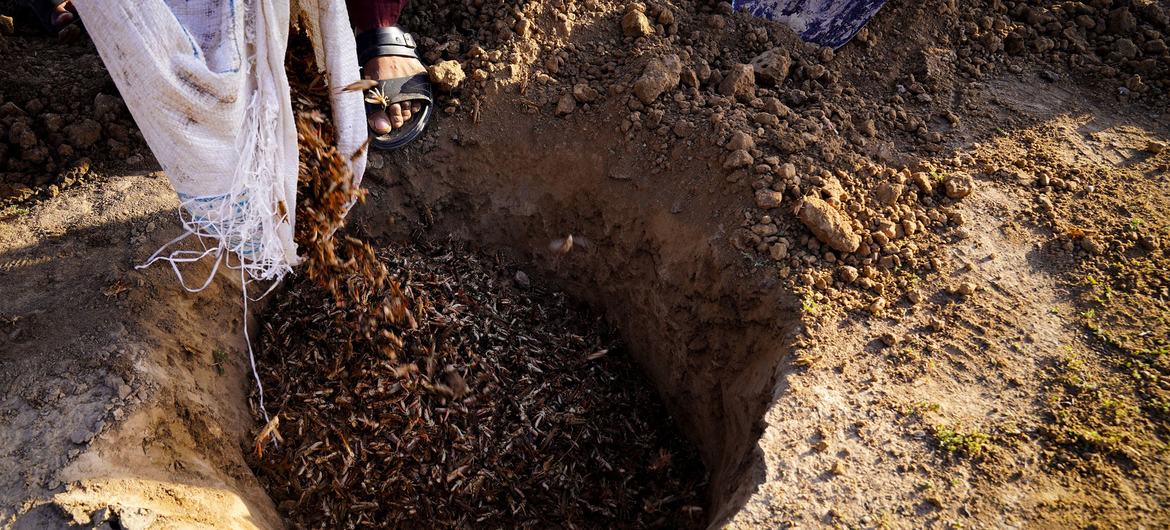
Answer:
[{"xmin": 245, "ymin": 25, "xmax": 707, "ymax": 529}]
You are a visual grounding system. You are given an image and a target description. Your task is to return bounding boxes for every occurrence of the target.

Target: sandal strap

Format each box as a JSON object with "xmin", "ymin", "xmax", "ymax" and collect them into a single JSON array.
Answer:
[{"xmin": 356, "ymin": 26, "xmax": 418, "ymax": 65}]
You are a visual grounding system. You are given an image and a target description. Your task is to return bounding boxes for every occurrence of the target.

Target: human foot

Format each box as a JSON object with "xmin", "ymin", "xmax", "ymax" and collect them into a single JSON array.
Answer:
[
  {"xmin": 51, "ymin": 0, "xmax": 75, "ymax": 27},
  {"xmin": 363, "ymin": 55, "xmax": 425, "ymax": 135}
]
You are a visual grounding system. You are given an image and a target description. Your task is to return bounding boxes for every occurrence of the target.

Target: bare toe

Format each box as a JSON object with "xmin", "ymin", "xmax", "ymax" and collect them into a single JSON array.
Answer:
[
  {"xmin": 388, "ymin": 104, "xmax": 405, "ymax": 129},
  {"xmin": 369, "ymin": 110, "xmax": 392, "ymax": 135},
  {"xmin": 52, "ymin": 3, "xmax": 74, "ymax": 27}
]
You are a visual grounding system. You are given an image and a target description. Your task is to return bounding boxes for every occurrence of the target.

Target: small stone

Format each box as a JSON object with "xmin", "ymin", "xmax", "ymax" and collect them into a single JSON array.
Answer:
[
  {"xmin": 750, "ymin": 48, "xmax": 792, "ymax": 85},
  {"xmin": 555, "ymin": 93, "xmax": 577, "ymax": 116},
  {"xmin": 718, "ymin": 64, "xmax": 756, "ymax": 101},
  {"xmin": 621, "ymin": 4, "xmax": 655, "ymax": 37},
  {"xmin": 929, "ymin": 317, "xmax": 945, "ymax": 332},
  {"xmin": 514, "ymin": 18, "xmax": 533, "ymax": 38},
  {"xmin": 70, "ymin": 428, "xmax": 94, "ymax": 445},
  {"xmin": 724, "ymin": 149, "xmax": 753, "ymax": 170},
  {"xmin": 912, "ymin": 172, "xmax": 934, "ymax": 195},
  {"xmin": 117, "ymin": 384, "xmax": 132, "ymax": 399},
  {"xmin": 1081, "ymin": 238, "xmax": 1103, "ymax": 255},
  {"xmin": 9, "ymin": 121, "xmax": 36, "ymax": 148},
  {"xmin": 514, "ymin": 271, "xmax": 530, "ymax": 289},
  {"xmin": 798, "ymin": 196, "xmax": 861, "ymax": 253},
  {"xmin": 672, "ymin": 120, "xmax": 694, "ymax": 138},
  {"xmin": 867, "ymin": 297, "xmax": 888, "ymax": 315},
  {"xmin": 751, "ymin": 223, "xmax": 778, "ymax": 236},
  {"xmin": 726, "ymin": 131, "xmax": 754, "ymax": 151},
  {"xmin": 778, "ymin": 163, "xmax": 796, "ymax": 179},
  {"xmin": 93, "ymin": 93, "xmax": 122, "ymax": 117},
  {"xmin": 956, "ymin": 282, "xmax": 977, "ymax": 296},
  {"xmin": 906, "ymin": 290, "xmax": 923, "ymax": 304},
  {"xmin": 633, "ymin": 54, "xmax": 682, "ymax": 104},
  {"xmin": 1145, "ymin": 141, "xmax": 1166, "ymax": 154},
  {"xmin": 879, "ymin": 333, "xmax": 899, "ymax": 347},
  {"xmin": 944, "ymin": 173, "xmax": 974, "ymax": 199},
  {"xmin": 1115, "ymin": 38, "xmax": 1139, "ymax": 59},
  {"xmin": 755, "ymin": 189, "xmax": 784, "ymax": 209},
  {"xmin": 769, "ymin": 241, "xmax": 789, "ymax": 261},
  {"xmin": 427, "ymin": 60, "xmax": 466, "ymax": 92},
  {"xmin": 366, "ymin": 152, "xmax": 385, "ymax": 169},
  {"xmin": 572, "ymin": 83, "xmax": 600, "ymax": 103},
  {"xmin": 873, "ymin": 182, "xmax": 903, "ymax": 206},
  {"xmin": 838, "ymin": 265, "xmax": 859, "ymax": 283},
  {"xmin": 65, "ymin": 119, "xmax": 102, "ymax": 148},
  {"xmin": 1108, "ymin": 7, "xmax": 1137, "ymax": 33}
]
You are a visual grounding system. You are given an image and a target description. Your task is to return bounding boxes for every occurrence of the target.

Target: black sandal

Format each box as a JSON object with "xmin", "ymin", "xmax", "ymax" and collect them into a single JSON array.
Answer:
[{"xmin": 356, "ymin": 26, "xmax": 433, "ymax": 151}]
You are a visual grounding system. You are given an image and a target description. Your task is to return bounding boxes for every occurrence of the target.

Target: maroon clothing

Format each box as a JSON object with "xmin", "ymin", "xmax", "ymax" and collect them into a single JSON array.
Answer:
[{"xmin": 346, "ymin": 0, "xmax": 409, "ymax": 33}]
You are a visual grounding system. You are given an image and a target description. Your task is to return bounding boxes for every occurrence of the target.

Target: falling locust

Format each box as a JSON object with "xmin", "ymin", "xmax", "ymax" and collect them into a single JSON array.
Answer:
[
  {"xmin": 341, "ymin": 79, "xmax": 378, "ymax": 93},
  {"xmin": 548, "ymin": 234, "xmax": 590, "ymax": 256}
]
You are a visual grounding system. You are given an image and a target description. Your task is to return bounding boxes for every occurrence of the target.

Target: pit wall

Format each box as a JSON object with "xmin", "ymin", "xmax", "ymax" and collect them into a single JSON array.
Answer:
[
  {"xmin": 1, "ymin": 173, "xmax": 281, "ymax": 529},
  {"xmin": 358, "ymin": 110, "xmax": 800, "ymax": 523},
  {"xmin": 3, "ymin": 123, "xmax": 796, "ymax": 529}
]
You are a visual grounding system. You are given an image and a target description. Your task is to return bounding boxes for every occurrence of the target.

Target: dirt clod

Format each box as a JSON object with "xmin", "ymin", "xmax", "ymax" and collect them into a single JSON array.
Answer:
[
  {"xmin": 944, "ymin": 172, "xmax": 974, "ymax": 200},
  {"xmin": 724, "ymin": 149, "xmax": 753, "ymax": 170},
  {"xmin": 621, "ymin": 3, "xmax": 654, "ymax": 38},
  {"xmin": 65, "ymin": 119, "xmax": 102, "ymax": 149},
  {"xmin": 555, "ymin": 93, "xmax": 576, "ymax": 116},
  {"xmin": 755, "ymin": 189, "xmax": 784, "ymax": 209},
  {"xmin": 719, "ymin": 64, "xmax": 756, "ymax": 101},
  {"xmin": 428, "ymin": 60, "xmax": 465, "ymax": 92},
  {"xmin": 799, "ymin": 196, "xmax": 861, "ymax": 253},
  {"xmin": 750, "ymin": 48, "xmax": 792, "ymax": 85},
  {"xmin": 633, "ymin": 54, "xmax": 681, "ymax": 104}
]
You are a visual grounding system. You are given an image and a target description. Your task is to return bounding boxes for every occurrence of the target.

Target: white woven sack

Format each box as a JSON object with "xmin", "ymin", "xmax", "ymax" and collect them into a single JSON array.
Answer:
[{"xmin": 74, "ymin": 0, "xmax": 367, "ymax": 290}]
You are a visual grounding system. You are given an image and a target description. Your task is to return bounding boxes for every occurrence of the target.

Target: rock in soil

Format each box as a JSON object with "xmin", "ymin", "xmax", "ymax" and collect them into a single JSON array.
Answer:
[
  {"xmin": 799, "ymin": 196, "xmax": 861, "ymax": 253},
  {"xmin": 944, "ymin": 172, "xmax": 974, "ymax": 199},
  {"xmin": 633, "ymin": 54, "xmax": 682, "ymax": 104},
  {"xmin": 621, "ymin": 4, "xmax": 655, "ymax": 38},
  {"xmin": 555, "ymin": 93, "xmax": 577, "ymax": 116},
  {"xmin": 750, "ymin": 48, "xmax": 792, "ymax": 85},
  {"xmin": 428, "ymin": 60, "xmax": 465, "ymax": 92},
  {"xmin": 719, "ymin": 64, "xmax": 756, "ymax": 101}
]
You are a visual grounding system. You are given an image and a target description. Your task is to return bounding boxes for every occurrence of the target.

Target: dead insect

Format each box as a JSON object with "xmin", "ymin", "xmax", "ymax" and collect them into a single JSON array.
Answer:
[
  {"xmin": 254, "ymin": 415, "xmax": 282, "ymax": 457},
  {"xmin": 342, "ymin": 79, "xmax": 378, "ymax": 93},
  {"xmin": 365, "ymin": 87, "xmax": 390, "ymax": 108},
  {"xmin": 585, "ymin": 349, "xmax": 608, "ymax": 361}
]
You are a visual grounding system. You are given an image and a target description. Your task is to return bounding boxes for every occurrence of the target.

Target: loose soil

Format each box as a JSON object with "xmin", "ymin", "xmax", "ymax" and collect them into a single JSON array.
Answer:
[{"xmin": 1, "ymin": 0, "xmax": 1169, "ymax": 529}]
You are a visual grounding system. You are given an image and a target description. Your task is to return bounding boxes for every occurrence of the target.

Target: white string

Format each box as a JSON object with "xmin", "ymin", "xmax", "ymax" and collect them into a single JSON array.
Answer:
[
  {"xmin": 241, "ymin": 263, "xmax": 271, "ymax": 427},
  {"xmin": 136, "ymin": 71, "xmax": 293, "ymax": 428}
]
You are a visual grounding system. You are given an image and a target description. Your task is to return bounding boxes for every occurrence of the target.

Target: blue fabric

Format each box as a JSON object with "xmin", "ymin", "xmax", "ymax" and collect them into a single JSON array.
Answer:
[{"xmin": 732, "ymin": 0, "xmax": 887, "ymax": 49}]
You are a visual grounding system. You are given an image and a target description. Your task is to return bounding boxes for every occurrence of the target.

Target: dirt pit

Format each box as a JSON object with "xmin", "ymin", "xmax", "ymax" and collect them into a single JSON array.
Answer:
[
  {"xmin": 3, "ymin": 0, "xmax": 1170, "ymax": 528},
  {"xmin": 249, "ymin": 242, "xmax": 708, "ymax": 528}
]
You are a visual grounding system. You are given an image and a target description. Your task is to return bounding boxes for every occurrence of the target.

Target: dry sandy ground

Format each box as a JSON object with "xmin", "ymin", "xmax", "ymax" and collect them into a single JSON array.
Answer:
[
  {"xmin": 2, "ymin": 69, "xmax": 1166, "ymax": 530},
  {"xmin": 3, "ymin": 0, "xmax": 1170, "ymax": 528}
]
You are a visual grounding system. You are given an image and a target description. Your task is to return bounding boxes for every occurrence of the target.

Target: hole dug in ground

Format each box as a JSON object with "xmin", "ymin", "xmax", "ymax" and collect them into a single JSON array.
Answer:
[
  {"xmin": 247, "ymin": 128, "xmax": 796, "ymax": 527},
  {"xmin": 245, "ymin": 19, "xmax": 799, "ymax": 528}
]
